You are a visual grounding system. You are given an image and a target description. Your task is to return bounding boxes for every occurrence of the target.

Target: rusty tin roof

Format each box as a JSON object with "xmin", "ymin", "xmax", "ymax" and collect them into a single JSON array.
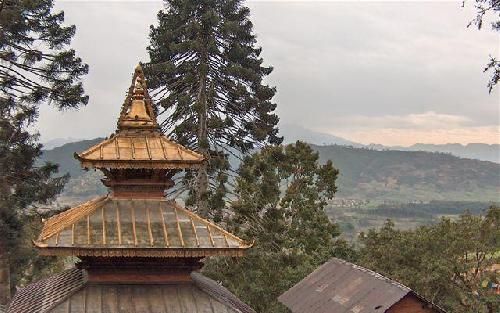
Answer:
[{"xmin": 278, "ymin": 258, "xmax": 444, "ymax": 313}]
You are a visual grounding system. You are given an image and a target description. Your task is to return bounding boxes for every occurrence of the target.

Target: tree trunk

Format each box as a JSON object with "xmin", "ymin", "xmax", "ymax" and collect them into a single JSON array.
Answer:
[
  {"xmin": 0, "ymin": 237, "xmax": 11, "ymax": 306},
  {"xmin": 196, "ymin": 59, "xmax": 209, "ymax": 218}
]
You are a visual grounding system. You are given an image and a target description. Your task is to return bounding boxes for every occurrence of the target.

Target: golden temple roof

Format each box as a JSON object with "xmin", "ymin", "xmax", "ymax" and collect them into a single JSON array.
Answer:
[
  {"xmin": 76, "ymin": 132, "xmax": 203, "ymax": 169},
  {"xmin": 35, "ymin": 196, "xmax": 252, "ymax": 258},
  {"xmin": 76, "ymin": 64, "xmax": 204, "ymax": 169}
]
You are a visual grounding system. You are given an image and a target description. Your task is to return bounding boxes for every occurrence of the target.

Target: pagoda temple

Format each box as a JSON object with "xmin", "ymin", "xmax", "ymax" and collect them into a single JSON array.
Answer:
[{"xmin": 7, "ymin": 65, "xmax": 255, "ymax": 313}]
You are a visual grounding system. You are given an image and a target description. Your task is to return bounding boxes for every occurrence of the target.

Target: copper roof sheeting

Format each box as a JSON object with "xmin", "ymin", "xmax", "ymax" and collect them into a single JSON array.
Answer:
[
  {"xmin": 35, "ymin": 196, "xmax": 251, "ymax": 258},
  {"xmin": 8, "ymin": 269, "xmax": 256, "ymax": 313},
  {"xmin": 279, "ymin": 258, "xmax": 418, "ymax": 313},
  {"xmin": 76, "ymin": 133, "xmax": 204, "ymax": 169}
]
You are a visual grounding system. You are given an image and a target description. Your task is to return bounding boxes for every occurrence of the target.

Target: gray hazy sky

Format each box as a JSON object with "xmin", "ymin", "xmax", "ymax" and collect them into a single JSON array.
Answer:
[{"xmin": 39, "ymin": 0, "xmax": 499, "ymax": 146}]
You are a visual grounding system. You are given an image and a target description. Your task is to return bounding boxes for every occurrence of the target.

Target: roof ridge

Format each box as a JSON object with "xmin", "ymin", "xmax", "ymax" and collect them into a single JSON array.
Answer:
[
  {"xmin": 38, "ymin": 196, "xmax": 108, "ymax": 242},
  {"xmin": 191, "ymin": 272, "xmax": 256, "ymax": 313},
  {"xmin": 330, "ymin": 257, "xmax": 411, "ymax": 292}
]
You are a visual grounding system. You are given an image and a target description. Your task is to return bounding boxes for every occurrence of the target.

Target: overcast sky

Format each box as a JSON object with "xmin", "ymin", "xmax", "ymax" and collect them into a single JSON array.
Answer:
[{"xmin": 39, "ymin": 0, "xmax": 499, "ymax": 146}]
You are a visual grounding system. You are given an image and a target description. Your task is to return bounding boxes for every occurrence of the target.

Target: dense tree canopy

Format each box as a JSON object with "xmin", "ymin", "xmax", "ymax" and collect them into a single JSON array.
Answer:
[
  {"xmin": 0, "ymin": 0, "xmax": 88, "ymax": 295},
  {"xmin": 146, "ymin": 0, "xmax": 281, "ymax": 217},
  {"xmin": 359, "ymin": 206, "xmax": 499, "ymax": 313},
  {"xmin": 204, "ymin": 142, "xmax": 355, "ymax": 313}
]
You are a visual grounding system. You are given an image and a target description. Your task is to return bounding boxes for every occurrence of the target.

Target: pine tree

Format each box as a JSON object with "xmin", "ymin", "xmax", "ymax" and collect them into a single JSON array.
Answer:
[
  {"xmin": 203, "ymin": 142, "xmax": 355, "ymax": 313},
  {"xmin": 0, "ymin": 0, "xmax": 88, "ymax": 299},
  {"xmin": 146, "ymin": 0, "xmax": 281, "ymax": 218}
]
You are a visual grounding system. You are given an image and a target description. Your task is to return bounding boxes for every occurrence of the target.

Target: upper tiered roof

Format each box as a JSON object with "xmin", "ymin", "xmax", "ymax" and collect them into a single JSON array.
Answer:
[{"xmin": 75, "ymin": 64, "xmax": 204, "ymax": 170}]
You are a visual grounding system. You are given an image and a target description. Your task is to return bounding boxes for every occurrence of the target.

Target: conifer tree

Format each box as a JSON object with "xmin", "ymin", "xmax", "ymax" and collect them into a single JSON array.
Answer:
[
  {"xmin": 0, "ymin": 0, "xmax": 88, "ymax": 298},
  {"xmin": 203, "ymin": 142, "xmax": 355, "ymax": 313},
  {"xmin": 146, "ymin": 0, "xmax": 281, "ymax": 217}
]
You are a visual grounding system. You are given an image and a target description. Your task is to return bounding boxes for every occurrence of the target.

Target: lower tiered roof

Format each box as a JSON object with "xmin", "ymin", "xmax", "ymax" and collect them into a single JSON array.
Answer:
[
  {"xmin": 34, "ymin": 196, "xmax": 251, "ymax": 258},
  {"xmin": 8, "ymin": 269, "xmax": 256, "ymax": 313}
]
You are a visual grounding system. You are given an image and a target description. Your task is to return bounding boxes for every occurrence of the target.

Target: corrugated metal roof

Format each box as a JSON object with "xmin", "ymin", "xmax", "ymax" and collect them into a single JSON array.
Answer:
[
  {"xmin": 278, "ymin": 258, "xmax": 411, "ymax": 313},
  {"xmin": 34, "ymin": 196, "xmax": 251, "ymax": 258},
  {"xmin": 8, "ymin": 269, "xmax": 256, "ymax": 313}
]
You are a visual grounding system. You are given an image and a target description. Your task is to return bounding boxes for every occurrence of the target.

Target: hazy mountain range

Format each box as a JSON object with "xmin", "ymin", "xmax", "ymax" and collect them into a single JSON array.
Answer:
[
  {"xmin": 40, "ymin": 136, "xmax": 500, "ymax": 205},
  {"xmin": 279, "ymin": 124, "xmax": 500, "ymax": 163},
  {"xmin": 44, "ymin": 124, "xmax": 499, "ymax": 163}
]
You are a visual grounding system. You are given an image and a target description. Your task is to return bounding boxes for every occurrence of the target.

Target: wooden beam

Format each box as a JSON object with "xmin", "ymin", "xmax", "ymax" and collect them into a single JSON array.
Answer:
[
  {"xmin": 145, "ymin": 137, "xmax": 152, "ymax": 160},
  {"xmin": 159, "ymin": 204, "xmax": 169, "ymax": 247},
  {"xmin": 159, "ymin": 138, "xmax": 168, "ymax": 159},
  {"xmin": 207, "ymin": 225, "xmax": 215, "ymax": 247},
  {"xmin": 116, "ymin": 202, "xmax": 122, "ymax": 245},
  {"xmin": 190, "ymin": 216, "xmax": 200, "ymax": 247},
  {"xmin": 173, "ymin": 206, "xmax": 184, "ymax": 247},
  {"xmin": 87, "ymin": 215, "xmax": 91, "ymax": 245},
  {"xmin": 146, "ymin": 206, "xmax": 154, "ymax": 247},
  {"xmin": 102, "ymin": 207, "xmax": 106, "ymax": 245},
  {"xmin": 115, "ymin": 137, "xmax": 120, "ymax": 159},
  {"xmin": 130, "ymin": 137, "xmax": 135, "ymax": 159},
  {"xmin": 131, "ymin": 205, "xmax": 138, "ymax": 246}
]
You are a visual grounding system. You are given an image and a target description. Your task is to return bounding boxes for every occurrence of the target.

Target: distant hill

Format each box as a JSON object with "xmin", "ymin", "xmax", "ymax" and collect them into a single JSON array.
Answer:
[
  {"xmin": 313, "ymin": 144, "xmax": 500, "ymax": 202},
  {"xmin": 279, "ymin": 124, "xmax": 361, "ymax": 146},
  {"xmin": 281, "ymin": 124, "xmax": 499, "ymax": 163},
  {"xmin": 40, "ymin": 138, "xmax": 500, "ymax": 204},
  {"xmin": 41, "ymin": 137, "xmax": 84, "ymax": 150},
  {"xmin": 402, "ymin": 143, "xmax": 499, "ymax": 163}
]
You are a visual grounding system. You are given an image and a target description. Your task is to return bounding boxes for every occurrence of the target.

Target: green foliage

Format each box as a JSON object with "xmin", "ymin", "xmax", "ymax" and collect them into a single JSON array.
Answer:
[
  {"xmin": 467, "ymin": 0, "xmax": 500, "ymax": 92},
  {"xmin": 0, "ymin": 0, "xmax": 89, "ymax": 107},
  {"xmin": 146, "ymin": 0, "xmax": 281, "ymax": 217},
  {"xmin": 204, "ymin": 141, "xmax": 355, "ymax": 313},
  {"xmin": 0, "ymin": 0, "xmax": 87, "ymax": 291},
  {"xmin": 359, "ymin": 206, "xmax": 500, "ymax": 313}
]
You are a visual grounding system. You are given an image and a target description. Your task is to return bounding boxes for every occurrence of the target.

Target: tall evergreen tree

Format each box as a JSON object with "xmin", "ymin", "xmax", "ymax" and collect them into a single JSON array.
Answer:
[
  {"xmin": 203, "ymin": 142, "xmax": 355, "ymax": 313},
  {"xmin": 146, "ymin": 0, "xmax": 281, "ymax": 218},
  {"xmin": 0, "ymin": 0, "xmax": 88, "ymax": 299}
]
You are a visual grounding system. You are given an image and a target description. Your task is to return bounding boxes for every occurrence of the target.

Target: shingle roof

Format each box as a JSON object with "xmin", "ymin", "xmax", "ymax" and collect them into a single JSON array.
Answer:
[
  {"xmin": 34, "ymin": 196, "xmax": 252, "ymax": 258},
  {"xmin": 278, "ymin": 258, "xmax": 445, "ymax": 313},
  {"xmin": 7, "ymin": 269, "xmax": 85, "ymax": 313},
  {"xmin": 8, "ymin": 269, "xmax": 256, "ymax": 313}
]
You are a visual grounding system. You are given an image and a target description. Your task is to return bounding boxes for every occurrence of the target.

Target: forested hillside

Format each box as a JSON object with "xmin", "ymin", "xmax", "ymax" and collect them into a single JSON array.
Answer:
[
  {"xmin": 41, "ymin": 139, "xmax": 500, "ymax": 205},
  {"xmin": 313, "ymin": 144, "xmax": 500, "ymax": 202}
]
